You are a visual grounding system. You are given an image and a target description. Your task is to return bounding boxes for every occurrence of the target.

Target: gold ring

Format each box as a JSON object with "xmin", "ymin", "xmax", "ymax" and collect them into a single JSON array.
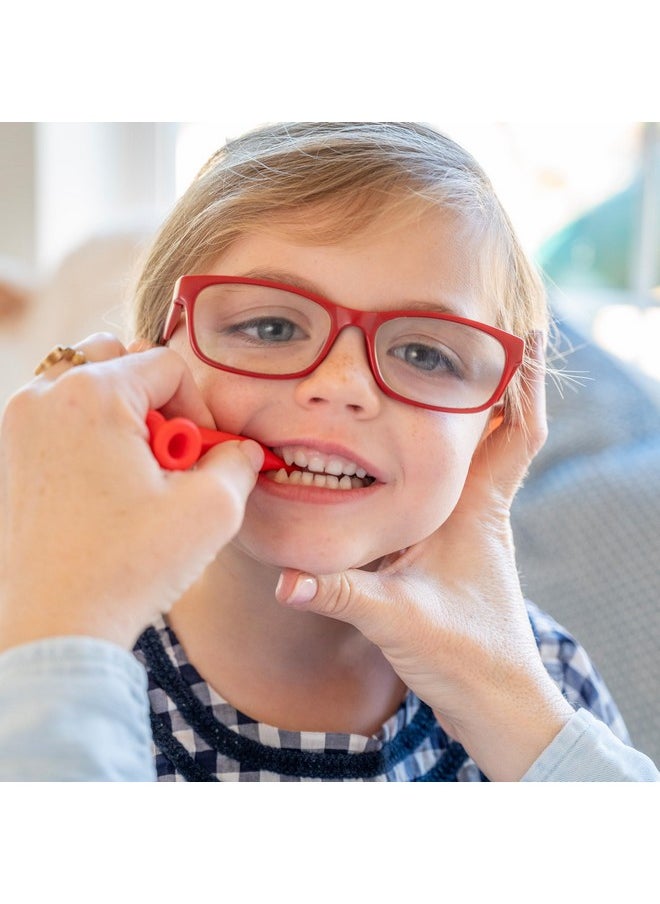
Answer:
[{"xmin": 34, "ymin": 345, "xmax": 88, "ymax": 376}]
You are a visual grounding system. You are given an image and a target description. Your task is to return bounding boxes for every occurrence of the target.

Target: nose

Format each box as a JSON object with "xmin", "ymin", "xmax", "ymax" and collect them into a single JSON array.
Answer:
[{"xmin": 293, "ymin": 327, "xmax": 383, "ymax": 417}]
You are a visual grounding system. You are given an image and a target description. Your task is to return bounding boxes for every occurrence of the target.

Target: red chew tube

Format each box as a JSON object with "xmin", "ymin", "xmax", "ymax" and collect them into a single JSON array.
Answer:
[{"xmin": 146, "ymin": 410, "xmax": 291, "ymax": 472}]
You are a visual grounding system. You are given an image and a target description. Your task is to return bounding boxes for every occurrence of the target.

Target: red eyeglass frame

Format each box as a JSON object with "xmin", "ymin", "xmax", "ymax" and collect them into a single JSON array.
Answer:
[{"xmin": 162, "ymin": 275, "xmax": 525, "ymax": 413}]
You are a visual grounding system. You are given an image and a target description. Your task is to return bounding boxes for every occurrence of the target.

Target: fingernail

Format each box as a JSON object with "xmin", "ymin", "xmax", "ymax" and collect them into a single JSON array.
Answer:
[
  {"xmin": 239, "ymin": 439, "xmax": 265, "ymax": 472},
  {"xmin": 276, "ymin": 573, "xmax": 318, "ymax": 607}
]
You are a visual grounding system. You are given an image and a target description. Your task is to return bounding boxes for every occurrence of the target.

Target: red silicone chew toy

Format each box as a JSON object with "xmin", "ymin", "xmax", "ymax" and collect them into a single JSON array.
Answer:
[{"xmin": 146, "ymin": 410, "xmax": 292, "ymax": 472}]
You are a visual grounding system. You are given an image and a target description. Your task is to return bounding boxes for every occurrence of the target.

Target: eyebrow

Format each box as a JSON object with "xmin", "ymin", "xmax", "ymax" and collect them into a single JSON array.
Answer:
[
  {"xmin": 239, "ymin": 269, "xmax": 326, "ymax": 299},
  {"xmin": 235, "ymin": 268, "xmax": 456, "ymax": 314}
]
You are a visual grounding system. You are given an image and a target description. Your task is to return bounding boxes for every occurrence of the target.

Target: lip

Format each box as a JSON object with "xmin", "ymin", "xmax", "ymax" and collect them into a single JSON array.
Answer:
[{"xmin": 265, "ymin": 438, "xmax": 386, "ymax": 483}]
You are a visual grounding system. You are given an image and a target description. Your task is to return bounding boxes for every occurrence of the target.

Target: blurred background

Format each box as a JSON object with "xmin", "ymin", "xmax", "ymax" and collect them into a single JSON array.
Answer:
[{"xmin": 1, "ymin": 121, "xmax": 659, "ymax": 763}]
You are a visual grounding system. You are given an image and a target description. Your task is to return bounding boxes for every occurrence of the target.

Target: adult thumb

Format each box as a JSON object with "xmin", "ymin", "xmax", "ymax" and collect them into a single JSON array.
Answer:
[
  {"xmin": 170, "ymin": 439, "xmax": 263, "ymax": 544},
  {"xmin": 275, "ymin": 566, "xmax": 386, "ymax": 631}
]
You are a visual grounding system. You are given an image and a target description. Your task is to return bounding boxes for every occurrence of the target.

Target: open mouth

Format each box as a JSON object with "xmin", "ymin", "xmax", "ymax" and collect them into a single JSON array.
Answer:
[{"xmin": 267, "ymin": 446, "xmax": 377, "ymax": 490}]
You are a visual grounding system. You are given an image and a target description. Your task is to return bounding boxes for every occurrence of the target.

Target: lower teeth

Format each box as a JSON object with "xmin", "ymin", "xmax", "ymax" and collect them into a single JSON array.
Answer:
[{"xmin": 268, "ymin": 469, "xmax": 372, "ymax": 490}]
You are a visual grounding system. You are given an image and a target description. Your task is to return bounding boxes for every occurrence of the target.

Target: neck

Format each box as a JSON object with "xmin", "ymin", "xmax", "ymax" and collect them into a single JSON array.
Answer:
[{"xmin": 167, "ymin": 543, "xmax": 406, "ymax": 735}]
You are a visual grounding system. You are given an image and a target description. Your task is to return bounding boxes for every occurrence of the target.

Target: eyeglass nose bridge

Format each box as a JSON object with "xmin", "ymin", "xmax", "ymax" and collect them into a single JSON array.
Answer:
[{"xmin": 309, "ymin": 306, "xmax": 385, "ymax": 381}]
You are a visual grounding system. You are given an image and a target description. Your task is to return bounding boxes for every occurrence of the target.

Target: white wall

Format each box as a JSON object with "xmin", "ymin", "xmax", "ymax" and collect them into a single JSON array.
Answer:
[{"xmin": 34, "ymin": 122, "xmax": 178, "ymax": 272}]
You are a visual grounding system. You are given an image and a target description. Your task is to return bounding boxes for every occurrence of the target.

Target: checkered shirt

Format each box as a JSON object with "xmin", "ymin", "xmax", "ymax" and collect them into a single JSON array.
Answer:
[{"xmin": 132, "ymin": 600, "xmax": 630, "ymax": 781}]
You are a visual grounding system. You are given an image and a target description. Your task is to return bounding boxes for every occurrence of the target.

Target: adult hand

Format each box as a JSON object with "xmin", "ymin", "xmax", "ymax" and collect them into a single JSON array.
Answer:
[
  {"xmin": 275, "ymin": 334, "xmax": 574, "ymax": 780},
  {"xmin": 0, "ymin": 334, "xmax": 263, "ymax": 652}
]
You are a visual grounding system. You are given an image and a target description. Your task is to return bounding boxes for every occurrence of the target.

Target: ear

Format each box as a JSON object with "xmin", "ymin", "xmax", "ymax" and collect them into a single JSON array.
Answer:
[{"xmin": 482, "ymin": 406, "xmax": 505, "ymax": 440}]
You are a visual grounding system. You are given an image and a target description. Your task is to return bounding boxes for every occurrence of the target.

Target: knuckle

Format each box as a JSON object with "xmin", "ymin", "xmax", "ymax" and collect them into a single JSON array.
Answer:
[
  {"xmin": 323, "ymin": 573, "xmax": 354, "ymax": 617},
  {"xmin": 1, "ymin": 385, "xmax": 37, "ymax": 432},
  {"xmin": 81, "ymin": 331, "xmax": 126, "ymax": 354},
  {"xmin": 50, "ymin": 366, "xmax": 127, "ymax": 428},
  {"xmin": 57, "ymin": 365, "xmax": 101, "ymax": 402}
]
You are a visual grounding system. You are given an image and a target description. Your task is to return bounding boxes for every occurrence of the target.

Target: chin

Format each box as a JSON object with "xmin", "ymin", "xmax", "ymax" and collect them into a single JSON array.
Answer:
[{"xmin": 234, "ymin": 532, "xmax": 388, "ymax": 576}]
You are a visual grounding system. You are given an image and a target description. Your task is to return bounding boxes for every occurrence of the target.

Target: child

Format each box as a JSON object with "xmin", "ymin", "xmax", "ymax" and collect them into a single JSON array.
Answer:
[{"xmin": 0, "ymin": 123, "xmax": 657, "ymax": 781}]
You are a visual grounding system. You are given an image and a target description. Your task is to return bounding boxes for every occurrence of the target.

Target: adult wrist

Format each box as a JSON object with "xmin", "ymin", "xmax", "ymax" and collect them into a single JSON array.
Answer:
[
  {"xmin": 435, "ymin": 667, "xmax": 574, "ymax": 781},
  {"xmin": 0, "ymin": 604, "xmax": 144, "ymax": 655}
]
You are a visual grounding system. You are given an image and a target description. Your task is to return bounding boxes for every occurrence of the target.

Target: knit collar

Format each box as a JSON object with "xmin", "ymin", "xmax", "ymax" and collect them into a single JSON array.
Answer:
[{"xmin": 135, "ymin": 619, "xmax": 469, "ymax": 782}]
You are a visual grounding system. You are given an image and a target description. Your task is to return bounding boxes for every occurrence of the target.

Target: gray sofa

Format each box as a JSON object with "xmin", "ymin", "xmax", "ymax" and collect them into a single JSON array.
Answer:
[{"xmin": 512, "ymin": 320, "xmax": 660, "ymax": 763}]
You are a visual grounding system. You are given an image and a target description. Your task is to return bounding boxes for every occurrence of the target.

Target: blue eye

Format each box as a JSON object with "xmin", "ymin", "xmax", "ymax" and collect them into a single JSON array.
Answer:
[
  {"xmin": 390, "ymin": 343, "xmax": 461, "ymax": 376},
  {"xmin": 227, "ymin": 317, "xmax": 302, "ymax": 343}
]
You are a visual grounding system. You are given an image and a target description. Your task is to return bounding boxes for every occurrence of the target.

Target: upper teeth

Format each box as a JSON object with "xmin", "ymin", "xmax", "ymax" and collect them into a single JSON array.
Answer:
[{"xmin": 277, "ymin": 446, "xmax": 369, "ymax": 479}]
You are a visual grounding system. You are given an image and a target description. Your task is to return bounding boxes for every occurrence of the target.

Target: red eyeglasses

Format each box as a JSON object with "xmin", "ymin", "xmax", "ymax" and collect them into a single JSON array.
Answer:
[{"xmin": 162, "ymin": 275, "xmax": 524, "ymax": 413}]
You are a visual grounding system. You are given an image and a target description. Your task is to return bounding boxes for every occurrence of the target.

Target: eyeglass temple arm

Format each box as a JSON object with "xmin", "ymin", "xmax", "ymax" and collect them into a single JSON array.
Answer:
[{"xmin": 146, "ymin": 409, "xmax": 293, "ymax": 473}]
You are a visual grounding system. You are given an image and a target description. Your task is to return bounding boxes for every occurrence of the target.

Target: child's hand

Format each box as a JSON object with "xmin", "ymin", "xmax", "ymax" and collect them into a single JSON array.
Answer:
[
  {"xmin": 275, "ymin": 334, "xmax": 574, "ymax": 780},
  {"xmin": 0, "ymin": 334, "xmax": 262, "ymax": 653}
]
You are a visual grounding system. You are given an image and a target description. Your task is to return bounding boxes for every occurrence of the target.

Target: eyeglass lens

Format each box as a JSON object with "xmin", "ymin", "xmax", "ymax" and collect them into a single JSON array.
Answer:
[{"xmin": 192, "ymin": 282, "xmax": 506, "ymax": 409}]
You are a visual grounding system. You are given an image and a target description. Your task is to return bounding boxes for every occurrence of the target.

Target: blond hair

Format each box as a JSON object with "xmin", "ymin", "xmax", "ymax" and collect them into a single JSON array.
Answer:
[{"xmin": 132, "ymin": 122, "xmax": 548, "ymax": 422}]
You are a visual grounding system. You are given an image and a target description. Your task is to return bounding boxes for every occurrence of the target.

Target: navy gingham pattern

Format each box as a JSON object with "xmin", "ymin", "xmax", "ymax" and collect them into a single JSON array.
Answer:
[{"xmin": 132, "ymin": 600, "xmax": 629, "ymax": 781}]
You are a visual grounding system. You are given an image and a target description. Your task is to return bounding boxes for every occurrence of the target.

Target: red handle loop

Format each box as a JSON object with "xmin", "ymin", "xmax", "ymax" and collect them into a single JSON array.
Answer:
[{"xmin": 146, "ymin": 410, "xmax": 202, "ymax": 470}]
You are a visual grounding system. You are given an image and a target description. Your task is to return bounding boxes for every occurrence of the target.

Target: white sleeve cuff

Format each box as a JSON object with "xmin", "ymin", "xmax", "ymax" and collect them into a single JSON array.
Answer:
[
  {"xmin": 522, "ymin": 708, "xmax": 659, "ymax": 782},
  {"xmin": 0, "ymin": 637, "xmax": 156, "ymax": 781}
]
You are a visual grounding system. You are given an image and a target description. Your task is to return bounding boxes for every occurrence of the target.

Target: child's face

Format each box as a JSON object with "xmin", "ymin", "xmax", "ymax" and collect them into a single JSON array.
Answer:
[{"xmin": 168, "ymin": 204, "xmax": 497, "ymax": 574}]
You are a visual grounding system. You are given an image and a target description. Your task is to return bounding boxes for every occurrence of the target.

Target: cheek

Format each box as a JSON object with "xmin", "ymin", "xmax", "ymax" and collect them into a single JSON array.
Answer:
[
  {"xmin": 191, "ymin": 370, "xmax": 264, "ymax": 434},
  {"xmin": 167, "ymin": 333, "xmax": 256, "ymax": 430},
  {"xmin": 401, "ymin": 417, "xmax": 487, "ymax": 533}
]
